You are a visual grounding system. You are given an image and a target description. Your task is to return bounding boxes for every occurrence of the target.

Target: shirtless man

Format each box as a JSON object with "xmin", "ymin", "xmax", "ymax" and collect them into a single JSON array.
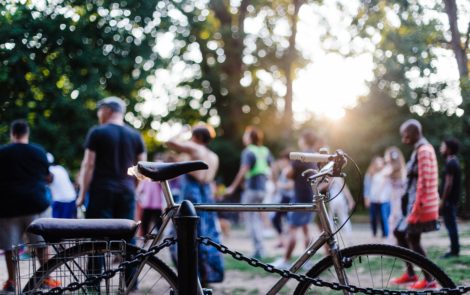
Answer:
[
  {"xmin": 167, "ymin": 124, "xmax": 219, "ymax": 185},
  {"xmin": 166, "ymin": 124, "xmax": 224, "ymax": 285}
]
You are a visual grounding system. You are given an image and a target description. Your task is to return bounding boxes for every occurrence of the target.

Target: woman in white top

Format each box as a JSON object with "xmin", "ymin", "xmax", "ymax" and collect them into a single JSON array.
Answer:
[{"xmin": 364, "ymin": 156, "xmax": 391, "ymax": 238}]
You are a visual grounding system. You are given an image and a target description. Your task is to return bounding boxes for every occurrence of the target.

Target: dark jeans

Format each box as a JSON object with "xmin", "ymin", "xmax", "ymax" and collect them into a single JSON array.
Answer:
[
  {"xmin": 271, "ymin": 194, "xmax": 290, "ymax": 234},
  {"xmin": 442, "ymin": 202, "xmax": 460, "ymax": 255},
  {"xmin": 370, "ymin": 202, "xmax": 391, "ymax": 237},
  {"xmin": 141, "ymin": 208, "xmax": 163, "ymax": 235},
  {"xmin": 86, "ymin": 188, "xmax": 136, "ymax": 291},
  {"xmin": 86, "ymin": 188, "xmax": 135, "ymax": 219}
]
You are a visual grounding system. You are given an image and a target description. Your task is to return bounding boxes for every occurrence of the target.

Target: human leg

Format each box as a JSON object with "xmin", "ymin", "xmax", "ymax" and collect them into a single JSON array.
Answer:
[
  {"xmin": 380, "ymin": 202, "xmax": 391, "ymax": 238},
  {"xmin": 369, "ymin": 203, "xmax": 378, "ymax": 236},
  {"xmin": 241, "ymin": 190, "xmax": 265, "ymax": 257},
  {"xmin": 443, "ymin": 203, "xmax": 460, "ymax": 256},
  {"xmin": 391, "ymin": 227, "xmax": 417, "ymax": 280}
]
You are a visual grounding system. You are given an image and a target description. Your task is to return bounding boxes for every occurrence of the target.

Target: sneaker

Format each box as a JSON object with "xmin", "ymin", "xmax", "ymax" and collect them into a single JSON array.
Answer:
[
  {"xmin": 408, "ymin": 279, "xmax": 437, "ymax": 290},
  {"xmin": 390, "ymin": 273, "xmax": 418, "ymax": 285},
  {"xmin": 42, "ymin": 277, "xmax": 61, "ymax": 288},
  {"xmin": 271, "ymin": 258, "xmax": 290, "ymax": 269},
  {"xmin": 439, "ymin": 252, "xmax": 459, "ymax": 259},
  {"xmin": 2, "ymin": 280, "xmax": 15, "ymax": 292}
]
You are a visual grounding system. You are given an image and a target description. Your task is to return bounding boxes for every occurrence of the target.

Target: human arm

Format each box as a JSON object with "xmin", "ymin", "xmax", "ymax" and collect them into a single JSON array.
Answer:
[
  {"xmin": 440, "ymin": 161, "xmax": 455, "ymax": 208},
  {"xmin": 363, "ymin": 174, "xmax": 371, "ymax": 208},
  {"xmin": 343, "ymin": 184, "xmax": 355, "ymax": 211},
  {"xmin": 225, "ymin": 164, "xmax": 250, "ymax": 195},
  {"xmin": 76, "ymin": 149, "xmax": 96, "ymax": 206}
]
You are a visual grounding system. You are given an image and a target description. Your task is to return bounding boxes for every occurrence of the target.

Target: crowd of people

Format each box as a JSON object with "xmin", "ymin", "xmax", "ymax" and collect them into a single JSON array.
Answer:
[{"xmin": 0, "ymin": 96, "xmax": 465, "ymax": 292}]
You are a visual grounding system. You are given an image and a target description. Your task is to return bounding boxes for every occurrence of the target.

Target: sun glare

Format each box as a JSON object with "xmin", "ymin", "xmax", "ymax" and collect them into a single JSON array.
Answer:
[{"xmin": 293, "ymin": 53, "xmax": 373, "ymax": 121}]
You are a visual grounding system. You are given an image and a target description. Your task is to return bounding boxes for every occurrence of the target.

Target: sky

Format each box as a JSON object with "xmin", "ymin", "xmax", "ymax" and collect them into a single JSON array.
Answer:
[{"xmin": 293, "ymin": 2, "xmax": 374, "ymax": 121}]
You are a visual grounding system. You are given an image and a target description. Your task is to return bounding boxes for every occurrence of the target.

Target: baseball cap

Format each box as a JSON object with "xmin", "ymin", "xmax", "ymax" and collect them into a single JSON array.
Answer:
[{"xmin": 97, "ymin": 96, "xmax": 126, "ymax": 113}]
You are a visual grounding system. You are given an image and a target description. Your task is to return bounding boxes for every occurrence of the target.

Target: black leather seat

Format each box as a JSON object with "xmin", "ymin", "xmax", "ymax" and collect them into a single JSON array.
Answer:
[
  {"xmin": 137, "ymin": 160, "xmax": 208, "ymax": 181},
  {"xmin": 27, "ymin": 218, "xmax": 139, "ymax": 242}
]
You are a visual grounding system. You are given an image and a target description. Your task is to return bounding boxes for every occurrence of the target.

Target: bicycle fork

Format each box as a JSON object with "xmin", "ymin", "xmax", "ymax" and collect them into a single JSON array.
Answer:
[{"xmin": 317, "ymin": 195, "xmax": 351, "ymax": 295}]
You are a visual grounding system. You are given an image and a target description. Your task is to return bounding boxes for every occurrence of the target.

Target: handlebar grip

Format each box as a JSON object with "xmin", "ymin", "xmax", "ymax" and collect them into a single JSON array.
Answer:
[{"xmin": 289, "ymin": 152, "xmax": 333, "ymax": 163}]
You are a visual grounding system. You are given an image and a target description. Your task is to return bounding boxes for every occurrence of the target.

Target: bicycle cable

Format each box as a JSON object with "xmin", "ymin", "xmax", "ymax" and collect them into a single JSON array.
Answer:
[{"xmin": 330, "ymin": 152, "xmax": 363, "ymax": 236}]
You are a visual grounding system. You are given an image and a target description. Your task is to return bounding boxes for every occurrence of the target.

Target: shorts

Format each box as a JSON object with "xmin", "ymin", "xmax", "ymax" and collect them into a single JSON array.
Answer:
[
  {"xmin": 0, "ymin": 208, "xmax": 51, "ymax": 251},
  {"xmin": 287, "ymin": 212, "xmax": 313, "ymax": 227},
  {"xmin": 52, "ymin": 200, "xmax": 77, "ymax": 219}
]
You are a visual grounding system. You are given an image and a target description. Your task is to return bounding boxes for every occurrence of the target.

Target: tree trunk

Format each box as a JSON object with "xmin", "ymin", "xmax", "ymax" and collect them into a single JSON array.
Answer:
[
  {"xmin": 282, "ymin": 0, "xmax": 303, "ymax": 138},
  {"xmin": 443, "ymin": 0, "xmax": 470, "ymax": 217}
]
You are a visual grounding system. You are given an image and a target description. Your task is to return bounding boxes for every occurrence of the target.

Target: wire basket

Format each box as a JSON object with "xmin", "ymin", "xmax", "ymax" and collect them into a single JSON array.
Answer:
[{"xmin": 14, "ymin": 240, "xmax": 127, "ymax": 294}]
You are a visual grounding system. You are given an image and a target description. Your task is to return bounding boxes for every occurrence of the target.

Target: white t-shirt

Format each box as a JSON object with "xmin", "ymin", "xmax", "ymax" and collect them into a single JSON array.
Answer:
[
  {"xmin": 369, "ymin": 167, "xmax": 392, "ymax": 203},
  {"xmin": 49, "ymin": 165, "xmax": 76, "ymax": 202}
]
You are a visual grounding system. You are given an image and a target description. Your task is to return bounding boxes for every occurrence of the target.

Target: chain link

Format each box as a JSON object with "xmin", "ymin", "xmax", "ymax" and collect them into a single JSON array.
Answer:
[
  {"xmin": 198, "ymin": 236, "xmax": 470, "ymax": 295},
  {"xmin": 32, "ymin": 238, "xmax": 176, "ymax": 295}
]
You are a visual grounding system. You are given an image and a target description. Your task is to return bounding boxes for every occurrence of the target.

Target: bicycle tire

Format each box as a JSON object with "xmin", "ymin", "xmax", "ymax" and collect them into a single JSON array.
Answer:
[
  {"xmin": 294, "ymin": 243, "xmax": 455, "ymax": 294},
  {"xmin": 22, "ymin": 241, "xmax": 177, "ymax": 294}
]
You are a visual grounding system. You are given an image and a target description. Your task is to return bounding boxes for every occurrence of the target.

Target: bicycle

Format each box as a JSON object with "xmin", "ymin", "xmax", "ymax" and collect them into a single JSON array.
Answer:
[{"xmin": 17, "ymin": 150, "xmax": 457, "ymax": 294}]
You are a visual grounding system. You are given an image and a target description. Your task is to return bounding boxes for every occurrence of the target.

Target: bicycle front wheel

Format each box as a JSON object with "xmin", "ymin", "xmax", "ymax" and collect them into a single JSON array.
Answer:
[
  {"xmin": 294, "ymin": 243, "xmax": 455, "ymax": 294},
  {"xmin": 23, "ymin": 241, "xmax": 177, "ymax": 294}
]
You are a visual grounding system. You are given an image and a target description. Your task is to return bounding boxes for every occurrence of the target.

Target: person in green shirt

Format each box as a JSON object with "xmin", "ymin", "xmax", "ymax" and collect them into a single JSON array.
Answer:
[{"xmin": 226, "ymin": 126, "xmax": 273, "ymax": 258}]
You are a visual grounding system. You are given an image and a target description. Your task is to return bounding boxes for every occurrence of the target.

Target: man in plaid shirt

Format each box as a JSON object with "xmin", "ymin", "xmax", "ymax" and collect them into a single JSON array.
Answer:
[{"xmin": 391, "ymin": 119, "xmax": 440, "ymax": 290}]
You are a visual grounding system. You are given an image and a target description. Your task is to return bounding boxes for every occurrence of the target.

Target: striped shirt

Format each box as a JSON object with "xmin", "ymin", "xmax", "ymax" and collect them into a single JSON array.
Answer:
[{"xmin": 407, "ymin": 140, "xmax": 439, "ymax": 224}]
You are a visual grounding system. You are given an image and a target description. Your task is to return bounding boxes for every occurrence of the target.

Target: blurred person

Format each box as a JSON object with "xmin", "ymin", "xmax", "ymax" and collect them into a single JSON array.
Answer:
[
  {"xmin": 327, "ymin": 177, "xmax": 355, "ymax": 238},
  {"xmin": 226, "ymin": 126, "xmax": 273, "ymax": 259},
  {"xmin": 76, "ymin": 97, "xmax": 146, "ymax": 290},
  {"xmin": 272, "ymin": 131, "xmax": 319, "ymax": 268},
  {"xmin": 166, "ymin": 123, "xmax": 224, "ymax": 284},
  {"xmin": 391, "ymin": 119, "xmax": 440, "ymax": 290},
  {"xmin": 135, "ymin": 154, "xmax": 166, "ymax": 237},
  {"xmin": 0, "ymin": 120, "xmax": 57, "ymax": 292},
  {"xmin": 270, "ymin": 151, "xmax": 294, "ymax": 248},
  {"xmin": 47, "ymin": 153, "xmax": 77, "ymax": 219},
  {"xmin": 364, "ymin": 156, "xmax": 391, "ymax": 238},
  {"xmin": 383, "ymin": 147, "xmax": 406, "ymax": 243},
  {"xmin": 76, "ymin": 96, "xmax": 146, "ymax": 220},
  {"xmin": 439, "ymin": 138, "xmax": 461, "ymax": 258}
]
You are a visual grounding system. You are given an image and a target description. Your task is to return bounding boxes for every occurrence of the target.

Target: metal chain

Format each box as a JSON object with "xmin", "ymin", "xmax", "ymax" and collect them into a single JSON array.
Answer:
[
  {"xmin": 198, "ymin": 236, "xmax": 470, "ymax": 295},
  {"xmin": 32, "ymin": 237, "xmax": 176, "ymax": 295}
]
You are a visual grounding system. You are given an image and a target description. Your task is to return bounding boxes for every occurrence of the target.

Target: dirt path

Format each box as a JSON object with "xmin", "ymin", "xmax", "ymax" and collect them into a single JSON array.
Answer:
[{"xmin": 1, "ymin": 221, "xmax": 469, "ymax": 294}]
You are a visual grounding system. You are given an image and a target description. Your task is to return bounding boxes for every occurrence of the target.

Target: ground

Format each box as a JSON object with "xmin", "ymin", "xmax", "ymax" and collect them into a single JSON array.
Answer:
[{"xmin": 1, "ymin": 219, "xmax": 469, "ymax": 294}]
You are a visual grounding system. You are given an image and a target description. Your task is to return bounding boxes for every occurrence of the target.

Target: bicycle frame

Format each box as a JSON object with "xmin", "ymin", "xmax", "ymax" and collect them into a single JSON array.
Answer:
[{"xmin": 129, "ymin": 168, "xmax": 349, "ymax": 295}]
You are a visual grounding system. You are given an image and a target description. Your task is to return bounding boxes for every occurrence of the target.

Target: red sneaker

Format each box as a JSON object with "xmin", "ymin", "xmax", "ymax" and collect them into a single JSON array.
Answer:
[
  {"xmin": 408, "ymin": 279, "xmax": 437, "ymax": 290},
  {"xmin": 390, "ymin": 273, "xmax": 419, "ymax": 284},
  {"xmin": 42, "ymin": 277, "xmax": 61, "ymax": 288},
  {"xmin": 2, "ymin": 279, "xmax": 16, "ymax": 292}
]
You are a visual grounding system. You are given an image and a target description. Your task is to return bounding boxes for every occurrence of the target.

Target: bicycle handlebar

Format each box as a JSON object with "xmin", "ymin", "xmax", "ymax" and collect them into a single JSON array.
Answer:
[{"xmin": 289, "ymin": 152, "xmax": 334, "ymax": 163}]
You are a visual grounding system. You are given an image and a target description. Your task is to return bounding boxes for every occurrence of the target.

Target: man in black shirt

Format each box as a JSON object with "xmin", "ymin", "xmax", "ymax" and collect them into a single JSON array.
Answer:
[
  {"xmin": 0, "ymin": 120, "xmax": 55, "ymax": 292},
  {"xmin": 439, "ymin": 138, "xmax": 461, "ymax": 258},
  {"xmin": 76, "ymin": 97, "xmax": 146, "ymax": 220}
]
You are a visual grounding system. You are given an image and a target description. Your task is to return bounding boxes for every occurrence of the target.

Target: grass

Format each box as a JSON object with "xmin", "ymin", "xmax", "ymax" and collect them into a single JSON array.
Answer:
[
  {"xmin": 427, "ymin": 245, "xmax": 470, "ymax": 284},
  {"xmin": 223, "ymin": 243, "xmax": 470, "ymax": 289}
]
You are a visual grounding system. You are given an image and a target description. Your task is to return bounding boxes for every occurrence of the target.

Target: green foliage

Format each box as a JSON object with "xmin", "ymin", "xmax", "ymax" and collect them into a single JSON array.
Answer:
[{"xmin": 0, "ymin": 0, "xmax": 169, "ymax": 170}]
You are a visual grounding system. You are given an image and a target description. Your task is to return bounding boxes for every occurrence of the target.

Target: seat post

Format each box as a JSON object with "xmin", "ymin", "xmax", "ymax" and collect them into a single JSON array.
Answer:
[{"xmin": 161, "ymin": 180, "xmax": 176, "ymax": 207}]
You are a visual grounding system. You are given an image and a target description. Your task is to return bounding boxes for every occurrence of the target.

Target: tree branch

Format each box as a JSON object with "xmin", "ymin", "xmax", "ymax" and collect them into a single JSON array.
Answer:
[{"xmin": 464, "ymin": 20, "xmax": 470, "ymax": 50}]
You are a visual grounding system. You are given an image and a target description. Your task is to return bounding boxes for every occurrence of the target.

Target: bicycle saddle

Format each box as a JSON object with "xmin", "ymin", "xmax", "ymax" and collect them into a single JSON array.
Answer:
[
  {"xmin": 137, "ymin": 160, "xmax": 208, "ymax": 181},
  {"xmin": 27, "ymin": 218, "xmax": 139, "ymax": 242}
]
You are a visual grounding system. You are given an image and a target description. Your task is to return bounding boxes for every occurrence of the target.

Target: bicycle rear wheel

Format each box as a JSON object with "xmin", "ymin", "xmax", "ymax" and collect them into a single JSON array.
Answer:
[
  {"xmin": 294, "ymin": 244, "xmax": 455, "ymax": 294},
  {"xmin": 22, "ymin": 241, "xmax": 177, "ymax": 294}
]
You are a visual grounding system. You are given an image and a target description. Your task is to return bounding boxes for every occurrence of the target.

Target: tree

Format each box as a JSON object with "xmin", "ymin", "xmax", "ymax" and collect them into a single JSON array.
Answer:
[
  {"xmin": 320, "ymin": 0, "xmax": 470, "ymax": 214},
  {"xmin": 0, "ymin": 0, "xmax": 171, "ymax": 170},
  {"xmin": 442, "ymin": 0, "xmax": 470, "ymax": 215}
]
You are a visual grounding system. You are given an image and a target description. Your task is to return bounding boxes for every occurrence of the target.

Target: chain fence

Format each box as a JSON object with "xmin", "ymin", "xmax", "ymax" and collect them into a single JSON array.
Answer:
[
  {"xmin": 199, "ymin": 236, "xmax": 470, "ymax": 295},
  {"xmin": 27, "ymin": 236, "xmax": 470, "ymax": 295}
]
